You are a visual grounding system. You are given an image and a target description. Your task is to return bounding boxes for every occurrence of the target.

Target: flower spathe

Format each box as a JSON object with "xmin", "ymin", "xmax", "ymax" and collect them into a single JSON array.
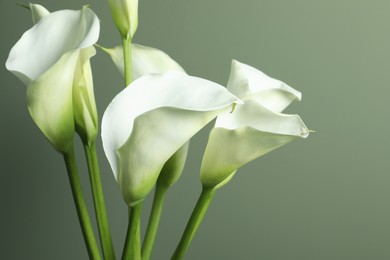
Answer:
[
  {"xmin": 101, "ymin": 43, "xmax": 191, "ymax": 188},
  {"xmin": 101, "ymin": 71, "xmax": 238, "ymax": 206},
  {"xmin": 200, "ymin": 60, "xmax": 310, "ymax": 189},
  {"xmin": 5, "ymin": 6, "xmax": 100, "ymax": 152}
]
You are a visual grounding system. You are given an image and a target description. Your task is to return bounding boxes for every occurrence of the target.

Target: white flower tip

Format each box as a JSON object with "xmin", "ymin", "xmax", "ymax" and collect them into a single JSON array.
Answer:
[
  {"xmin": 29, "ymin": 3, "xmax": 50, "ymax": 24},
  {"xmin": 230, "ymin": 59, "xmax": 302, "ymax": 100},
  {"xmin": 300, "ymin": 127, "xmax": 310, "ymax": 138},
  {"xmin": 77, "ymin": 7, "xmax": 100, "ymax": 49}
]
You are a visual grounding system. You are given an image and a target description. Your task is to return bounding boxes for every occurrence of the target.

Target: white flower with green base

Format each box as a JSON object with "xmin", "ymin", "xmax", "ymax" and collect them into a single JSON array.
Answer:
[
  {"xmin": 201, "ymin": 60, "xmax": 309, "ymax": 188},
  {"xmin": 172, "ymin": 60, "xmax": 310, "ymax": 259},
  {"xmin": 5, "ymin": 6, "xmax": 113, "ymax": 260},
  {"xmin": 6, "ymin": 5, "xmax": 99, "ymax": 151},
  {"xmin": 101, "ymin": 71, "xmax": 238, "ymax": 259}
]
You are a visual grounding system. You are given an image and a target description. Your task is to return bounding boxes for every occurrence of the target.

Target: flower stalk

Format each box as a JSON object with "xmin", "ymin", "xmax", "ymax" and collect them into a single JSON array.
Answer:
[
  {"xmin": 122, "ymin": 36, "xmax": 133, "ymax": 86},
  {"xmin": 141, "ymin": 180, "xmax": 169, "ymax": 260},
  {"xmin": 171, "ymin": 188, "xmax": 216, "ymax": 260},
  {"xmin": 83, "ymin": 142, "xmax": 116, "ymax": 260},
  {"xmin": 63, "ymin": 145, "xmax": 102, "ymax": 260},
  {"xmin": 122, "ymin": 203, "xmax": 143, "ymax": 260}
]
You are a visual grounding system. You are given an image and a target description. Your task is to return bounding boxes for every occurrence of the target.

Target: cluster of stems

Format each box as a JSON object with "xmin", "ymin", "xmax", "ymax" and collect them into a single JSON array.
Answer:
[{"xmin": 62, "ymin": 141, "xmax": 115, "ymax": 260}]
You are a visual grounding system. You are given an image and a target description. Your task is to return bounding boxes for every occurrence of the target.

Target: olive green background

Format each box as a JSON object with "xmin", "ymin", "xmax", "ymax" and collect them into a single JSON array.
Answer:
[{"xmin": 1, "ymin": 0, "xmax": 390, "ymax": 259}]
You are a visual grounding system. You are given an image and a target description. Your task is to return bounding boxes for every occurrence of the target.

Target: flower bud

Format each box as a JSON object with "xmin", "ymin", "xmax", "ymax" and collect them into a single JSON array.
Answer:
[{"xmin": 108, "ymin": 0, "xmax": 139, "ymax": 39}]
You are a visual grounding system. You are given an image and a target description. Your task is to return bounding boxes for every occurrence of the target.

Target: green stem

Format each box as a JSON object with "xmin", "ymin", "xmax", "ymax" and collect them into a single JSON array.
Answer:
[
  {"xmin": 171, "ymin": 188, "xmax": 216, "ymax": 260},
  {"xmin": 122, "ymin": 203, "xmax": 143, "ymax": 260},
  {"xmin": 63, "ymin": 146, "xmax": 101, "ymax": 260},
  {"xmin": 122, "ymin": 36, "xmax": 133, "ymax": 86},
  {"xmin": 84, "ymin": 142, "xmax": 116, "ymax": 260},
  {"xmin": 141, "ymin": 182, "xmax": 169, "ymax": 260}
]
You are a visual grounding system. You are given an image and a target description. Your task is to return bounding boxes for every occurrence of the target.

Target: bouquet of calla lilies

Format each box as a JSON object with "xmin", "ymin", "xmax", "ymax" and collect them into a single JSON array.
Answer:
[{"xmin": 6, "ymin": 1, "xmax": 310, "ymax": 259}]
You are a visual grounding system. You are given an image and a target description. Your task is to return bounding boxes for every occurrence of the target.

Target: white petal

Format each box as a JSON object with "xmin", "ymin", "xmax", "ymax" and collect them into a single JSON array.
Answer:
[
  {"xmin": 102, "ymin": 44, "xmax": 184, "ymax": 79},
  {"xmin": 30, "ymin": 4, "xmax": 50, "ymax": 24},
  {"xmin": 118, "ymin": 108, "xmax": 224, "ymax": 205},
  {"xmin": 132, "ymin": 44, "xmax": 185, "ymax": 79},
  {"xmin": 27, "ymin": 50, "xmax": 80, "ymax": 153},
  {"xmin": 201, "ymin": 126, "xmax": 305, "ymax": 188},
  {"xmin": 6, "ymin": 6, "xmax": 99, "ymax": 85},
  {"xmin": 227, "ymin": 60, "xmax": 301, "ymax": 112},
  {"xmin": 102, "ymin": 72, "xmax": 238, "ymax": 205},
  {"xmin": 101, "ymin": 45, "xmax": 125, "ymax": 76},
  {"xmin": 216, "ymin": 100, "xmax": 309, "ymax": 137}
]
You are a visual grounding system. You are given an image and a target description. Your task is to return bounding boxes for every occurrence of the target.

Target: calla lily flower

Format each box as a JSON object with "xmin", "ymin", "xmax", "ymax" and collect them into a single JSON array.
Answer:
[
  {"xmin": 101, "ymin": 71, "xmax": 238, "ymax": 206},
  {"xmin": 200, "ymin": 60, "xmax": 310, "ymax": 189},
  {"xmin": 101, "ymin": 43, "xmax": 191, "ymax": 188},
  {"xmin": 6, "ymin": 6, "xmax": 100, "ymax": 152},
  {"xmin": 108, "ymin": 0, "xmax": 138, "ymax": 39}
]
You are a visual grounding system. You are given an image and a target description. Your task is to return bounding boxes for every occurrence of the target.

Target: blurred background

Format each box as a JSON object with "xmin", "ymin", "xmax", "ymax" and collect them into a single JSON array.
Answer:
[{"xmin": 1, "ymin": 0, "xmax": 390, "ymax": 259}]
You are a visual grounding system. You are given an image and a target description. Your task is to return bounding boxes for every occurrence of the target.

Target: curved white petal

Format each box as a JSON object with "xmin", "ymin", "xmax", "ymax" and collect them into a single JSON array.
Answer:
[
  {"xmin": 227, "ymin": 60, "xmax": 301, "ymax": 112},
  {"xmin": 102, "ymin": 72, "xmax": 238, "ymax": 205},
  {"xmin": 27, "ymin": 50, "xmax": 80, "ymax": 153},
  {"xmin": 216, "ymin": 100, "xmax": 309, "ymax": 137},
  {"xmin": 73, "ymin": 46, "xmax": 98, "ymax": 144},
  {"xmin": 30, "ymin": 4, "xmax": 50, "ymax": 24},
  {"xmin": 201, "ymin": 126, "xmax": 304, "ymax": 188},
  {"xmin": 6, "ymin": 6, "xmax": 99, "ymax": 85},
  {"xmin": 101, "ymin": 44, "xmax": 184, "ymax": 79},
  {"xmin": 118, "ymin": 108, "xmax": 224, "ymax": 205}
]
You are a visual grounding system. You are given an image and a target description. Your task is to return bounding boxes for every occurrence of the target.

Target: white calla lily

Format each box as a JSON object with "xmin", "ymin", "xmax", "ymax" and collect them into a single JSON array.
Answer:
[
  {"xmin": 6, "ymin": 6, "xmax": 100, "ymax": 152},
  {"xmin": 101, "ymin": 43, "xmax": 190, "ymax": 187},
  {"xmin": 200, "ymin": 60, "xmax": 310, "ymax": 188},
  {"xmin": 101, "ymin": 71, "xmax": 238, "ymax": 206},
  {"xmin": 108, "ymin": 0, "xmax": 138, "ymax": 39}
]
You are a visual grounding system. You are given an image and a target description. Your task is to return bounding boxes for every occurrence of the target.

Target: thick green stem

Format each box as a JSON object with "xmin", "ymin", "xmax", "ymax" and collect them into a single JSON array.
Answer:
[
  {"xmin": 63, "ymin": 146, "xmax": 101, "ymax": 260},
  {"xmin": 84, "ymin": 142, "xmax": 116, "ymax": 260},
  {"xmin": 171, "ymin": 188, "xmax": 216, "ymax": 260},
  {"xmin": 141, "ymin": 182, "xmax": 169, "ymax": 260},
  {"xmin": 122, "ymin": 203, "xmax": 143, "ymax": 260},
  {"xmin": 122, "ymin": 36, "xmax": 133, "ymax": 86}
]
